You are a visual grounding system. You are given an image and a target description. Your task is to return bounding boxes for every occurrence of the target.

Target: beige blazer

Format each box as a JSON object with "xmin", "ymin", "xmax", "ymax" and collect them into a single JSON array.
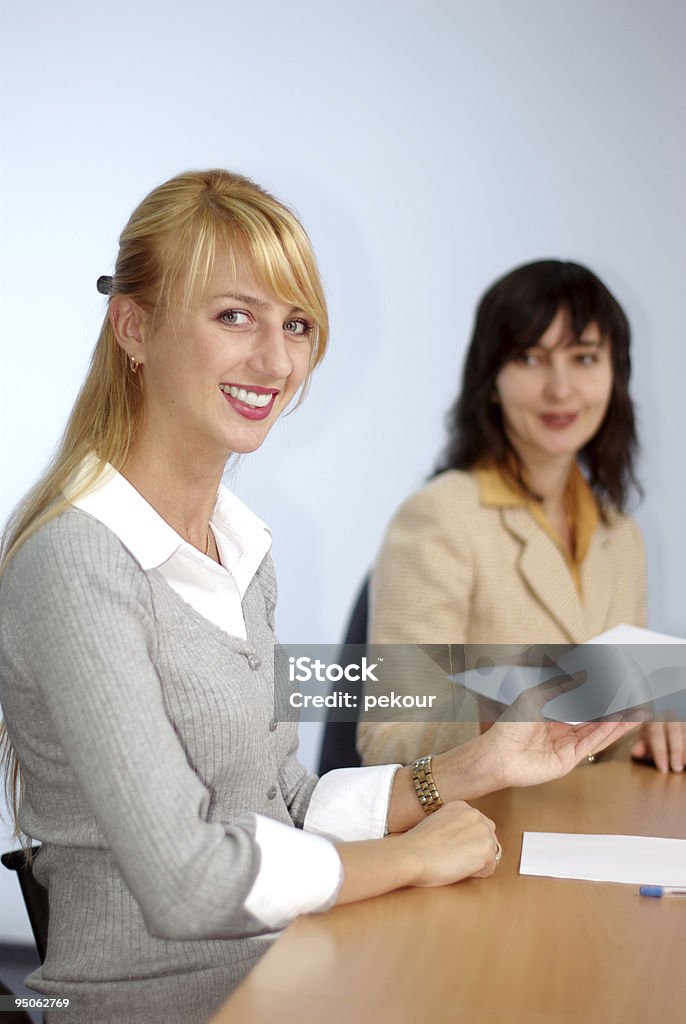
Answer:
[{"xmin": 357, "ymin": 470, "xmax": 647, "ymax": 765}]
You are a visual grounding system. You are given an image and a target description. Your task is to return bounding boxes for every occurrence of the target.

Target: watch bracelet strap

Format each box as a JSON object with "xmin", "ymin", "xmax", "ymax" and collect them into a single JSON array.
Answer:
[{"xmin": 412, "ymin": 754, "xmax": 444, "ymax": 815}]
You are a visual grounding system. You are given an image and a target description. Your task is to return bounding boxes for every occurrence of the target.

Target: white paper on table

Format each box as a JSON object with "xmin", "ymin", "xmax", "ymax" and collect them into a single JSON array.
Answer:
[{"xmin": 520, "ymin": 832, "xmax": 686, "ymax": 886}]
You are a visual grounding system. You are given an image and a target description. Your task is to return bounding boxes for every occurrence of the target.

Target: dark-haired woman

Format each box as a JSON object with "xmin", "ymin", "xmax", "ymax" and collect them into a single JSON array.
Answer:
[{"xmin": 359, "ymin": 260, "xmax": 684, "ymax": 774}]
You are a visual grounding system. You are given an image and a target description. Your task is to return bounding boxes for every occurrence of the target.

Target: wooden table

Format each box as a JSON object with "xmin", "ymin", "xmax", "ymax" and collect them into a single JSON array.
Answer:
[{"xmin": 211, "ymin": 762, "xmax": 686, "ymax": 1024}]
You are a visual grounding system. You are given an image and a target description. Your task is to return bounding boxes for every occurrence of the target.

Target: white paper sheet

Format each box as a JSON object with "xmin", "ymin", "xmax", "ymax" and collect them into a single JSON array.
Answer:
[
  {"xmin": 451, "ymin": 624, "xmax": 686, "ymax": 722},
  {"xmin": 586, "ymin": 624, "xmax": 686, "ymax": 646},
  {"xmin": 520, "ymin": 832, "xmax": 686, "ymax": 886}
]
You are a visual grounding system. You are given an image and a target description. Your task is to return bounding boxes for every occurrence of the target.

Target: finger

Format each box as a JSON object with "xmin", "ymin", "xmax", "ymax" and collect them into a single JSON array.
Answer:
[
  {"xmin": 574, "ymin": 720, "xmax": 635, "ymax": 759},
  {"xmin": 620, "ymin": 705, "xmax": 653, "ymax": 724},
  {"xmin": 535, "ymin": 669, "xmax": 588, "ymax": 706},
  {"xmin": 648, "ymin": 723, "xmax": 669, "ymax": 773},
  {"xmin": 666, "ymin": 721, "xmax": 685, "ymax": 772},
  {"xmin": 630, "ymin": 738, "xmax": 647, "ymax": 759},
  {"xmin": 473, "ymin": 841, "xmax": 498, "ymax": 878},
  {"xmin": 680, "ymin": 724, "xmax": 686, "ymax": 770},
  {"xmin": 556, "ymin": 720, "xmax": 608, "ymax": 758},
  {"xmin": 474, "ymin": 862, "xmax": 497, "ymax": 878},
  {"xmin": 506, "ymin": 670, "xmax": 585, "ymax": 722},
  {"xmin": 573, "ymin": 717, "xmax": 620, "ymax": 743},
  {"xmin": 596, "ymin": 721, "xmax": 643, "ymax": 750}
]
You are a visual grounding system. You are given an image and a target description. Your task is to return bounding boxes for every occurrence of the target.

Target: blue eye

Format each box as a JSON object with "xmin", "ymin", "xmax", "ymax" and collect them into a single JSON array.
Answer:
[{"xmin": 284, "ymin": 318, "xmax": 312, "ymax": 337}]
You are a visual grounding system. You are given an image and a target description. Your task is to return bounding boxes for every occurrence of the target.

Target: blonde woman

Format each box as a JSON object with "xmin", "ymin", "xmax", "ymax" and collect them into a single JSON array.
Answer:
[{"xmin": 0, "ymin": 171, "xmax": 635, "ymax": 1024}]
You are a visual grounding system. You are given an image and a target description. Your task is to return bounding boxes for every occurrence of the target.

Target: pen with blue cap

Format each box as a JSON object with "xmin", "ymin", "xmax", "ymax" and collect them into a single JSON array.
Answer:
[{"xmin": 639, "ymin": 886, "xmax": 686, "ymax": 898}]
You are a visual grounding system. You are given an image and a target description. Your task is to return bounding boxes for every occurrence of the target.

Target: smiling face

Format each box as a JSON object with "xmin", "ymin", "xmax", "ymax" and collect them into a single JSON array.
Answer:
[
  {"xmin": 494, "ymin": 306, "xmax": 613, "ymax": 471},
  {"xmin": 129, "ymin": 248, "xmax": 314, "ymax": 468}
]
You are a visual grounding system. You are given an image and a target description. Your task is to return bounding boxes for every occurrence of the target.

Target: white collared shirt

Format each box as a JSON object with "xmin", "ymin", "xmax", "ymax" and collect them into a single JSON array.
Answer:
[
  {"xmin": 70, "ymin": 463, "xmax": 399, "ymax": 928},
  {"xmin": 72, "ymin": 463, "xmax": 271, "ymax": 640}
]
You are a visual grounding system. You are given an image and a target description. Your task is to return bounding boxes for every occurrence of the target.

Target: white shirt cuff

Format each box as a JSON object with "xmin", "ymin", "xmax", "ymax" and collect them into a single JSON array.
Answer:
[
  {"xmin": 244, "ymin": 814, "xmax": 343, "ymax": 930},
  {"xmin": 303, "ymin": 764, "xmax": 401, "ymax": 842}
]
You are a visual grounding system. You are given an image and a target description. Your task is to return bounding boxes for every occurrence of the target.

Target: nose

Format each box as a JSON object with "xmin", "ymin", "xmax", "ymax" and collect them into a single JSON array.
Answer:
[
  {"xmin": 247, "ymin": 322, "xmax": 294, "ymax": 380},
  {"xmin": 543, "ymin": 358, "xmax": 573, "ymax": 402}
]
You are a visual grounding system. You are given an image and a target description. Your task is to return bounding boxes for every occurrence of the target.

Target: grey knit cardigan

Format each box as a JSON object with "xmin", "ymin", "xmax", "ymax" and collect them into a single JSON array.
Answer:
[{"xmin": 0, "ymin": 510, "xmax": 327, "ymax": 1024}]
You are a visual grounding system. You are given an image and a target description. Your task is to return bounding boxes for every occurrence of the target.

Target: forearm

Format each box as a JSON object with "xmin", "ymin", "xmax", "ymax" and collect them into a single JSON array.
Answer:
[
  {"xmin": 334, "ymin": 798, "xmax": 499, "ymax": 902},
  {"xmin": 334, "ymin": 835, "xmax": 418, "ymax": 904}
]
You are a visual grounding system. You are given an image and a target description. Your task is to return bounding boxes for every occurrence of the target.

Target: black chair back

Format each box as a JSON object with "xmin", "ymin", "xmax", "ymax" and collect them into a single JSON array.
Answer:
[
  {"xmin": 317, "ymin": 578, "xmax": 369, "ymax": 774},
  {"xmin": 1, "ymin": 848, "xmax": 49, "ymax": 964}
]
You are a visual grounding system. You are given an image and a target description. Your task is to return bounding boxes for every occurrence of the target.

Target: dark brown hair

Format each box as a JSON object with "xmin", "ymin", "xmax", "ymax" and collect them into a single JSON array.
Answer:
[{"xmin": 435, "ymin": 259, "xmax": 639, "ymax": 511}]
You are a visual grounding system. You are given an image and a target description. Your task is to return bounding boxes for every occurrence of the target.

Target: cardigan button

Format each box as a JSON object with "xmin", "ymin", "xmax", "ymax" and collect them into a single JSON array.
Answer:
[
  {"xmin": 269, "ymin": 718, "xmax": 278, "ymax": 732},
  {"xmin": 247, "ymin": 655, "xmax": 261, "ymax": 670},
  {"xmin": 267, "ymin": 785, "xmax": 277, "ymax": 800}
]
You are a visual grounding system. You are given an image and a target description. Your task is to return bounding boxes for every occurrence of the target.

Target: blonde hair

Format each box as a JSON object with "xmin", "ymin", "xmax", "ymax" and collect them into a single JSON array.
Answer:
[{"xmin": 0, "ymin": 168, "xmax": 329, "ymax": 834}]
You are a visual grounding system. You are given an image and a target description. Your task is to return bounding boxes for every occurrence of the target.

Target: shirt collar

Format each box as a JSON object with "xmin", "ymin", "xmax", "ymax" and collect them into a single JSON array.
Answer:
[
  {"xmin": 211, "ymin": 483, "xmax": 272, "ymax": 596},
  {"xmin": 475, "ymin": 464, "xmax": 531, "ymax": 508},
  {"xmin": 69, "ymin": 459, "xmax": 272, "ymax": 583},
  {"xmin": 474, "ymin": 462, "xmax": 599, "ymax": 567}
]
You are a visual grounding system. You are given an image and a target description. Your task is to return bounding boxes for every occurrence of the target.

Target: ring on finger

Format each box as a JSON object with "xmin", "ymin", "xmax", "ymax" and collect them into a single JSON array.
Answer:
[{"xmin": 494, "ymin": 840, "xmax": 502, "ymax": 865}]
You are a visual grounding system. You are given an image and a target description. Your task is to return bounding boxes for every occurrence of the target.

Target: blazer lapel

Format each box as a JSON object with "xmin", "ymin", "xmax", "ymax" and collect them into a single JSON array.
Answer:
[
  {"xmin": 579, "ymin": 521, "xmax": 612, "ymax": 636},
  {"xmin": 501, "ymin": 507, "xmax": 588, "ymax": 642}
]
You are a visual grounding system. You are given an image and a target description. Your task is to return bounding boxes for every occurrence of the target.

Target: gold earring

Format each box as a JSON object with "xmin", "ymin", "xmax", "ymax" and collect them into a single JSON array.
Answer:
[{"xmin": 129, "ymin": 355, "xmax": 140, "ymax": 373}]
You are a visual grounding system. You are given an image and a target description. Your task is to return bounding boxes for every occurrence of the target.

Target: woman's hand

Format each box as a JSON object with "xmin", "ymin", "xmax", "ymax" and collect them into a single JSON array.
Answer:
[
  {"xmin": 484, "ymin": 716, "xmax": 638, "ymax": 788},
  {"xmin": 630, "ymin": 721, "xmax": 686, "ymax": 773},
  {"xmin": 387, "ymin": 672, "xmax": 642, "ymax": 834},
  {"xmin": 482, "ymin": 672, "xmax": 642, "ymax": 788},
  {"xmin": 400, "ymin": 801, "xmax": 499, "ymax": 886},
  {"xmin": 335, "ymin": 801, "xmax": 499, "ymax": 905}
]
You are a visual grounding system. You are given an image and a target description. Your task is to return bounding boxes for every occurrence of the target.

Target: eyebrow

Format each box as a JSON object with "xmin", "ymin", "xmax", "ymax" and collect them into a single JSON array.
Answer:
[
  {"xmin": 532, "ymin": 334, "xmax": 605, "ymax": 352},
  {"xmin": 210, "ymin": 292, "xmax": 305, "ymax": 315},
  {"xmin": 211, "ymin": 292, "xmax": 270, "ymax": 309},
  {"xmin": 573, "ymin": 335, "xmax": 605, "ymax": 347}
]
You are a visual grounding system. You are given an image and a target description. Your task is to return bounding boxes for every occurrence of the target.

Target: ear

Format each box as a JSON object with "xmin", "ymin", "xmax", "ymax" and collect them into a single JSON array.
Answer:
[{"xmin": 109, "ymin": 296, "xmax": 148, "ymax": 368}]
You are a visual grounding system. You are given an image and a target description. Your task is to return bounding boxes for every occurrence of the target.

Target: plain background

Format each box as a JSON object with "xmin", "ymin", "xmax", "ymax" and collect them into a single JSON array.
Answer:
[{"xmin": 1, "ymin": 0, "xmax": 684, "ymax": 942}]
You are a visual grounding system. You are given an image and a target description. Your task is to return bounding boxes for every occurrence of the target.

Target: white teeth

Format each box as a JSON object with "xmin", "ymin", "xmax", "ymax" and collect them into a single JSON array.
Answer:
[{"xmin": 219, "ymin": 384, "xmax": 273, "ymax": 408}]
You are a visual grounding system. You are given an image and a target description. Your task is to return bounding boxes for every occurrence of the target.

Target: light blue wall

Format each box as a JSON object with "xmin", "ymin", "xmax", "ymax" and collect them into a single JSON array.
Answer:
[{"xmin": 1, "ymin": 0, "xmax": 684, "ymax": 941}]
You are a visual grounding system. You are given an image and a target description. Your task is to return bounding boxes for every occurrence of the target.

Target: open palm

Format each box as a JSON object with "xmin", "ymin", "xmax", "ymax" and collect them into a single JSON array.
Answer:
[{"xmin": 485, "ymin": 674, "xmax": 641, "ymax": 787}]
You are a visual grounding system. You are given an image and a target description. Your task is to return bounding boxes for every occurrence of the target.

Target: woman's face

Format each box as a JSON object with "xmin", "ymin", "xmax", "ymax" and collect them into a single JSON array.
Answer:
[
  {"xmin": 494, "ymin": 307, "xmax": 613, "ymax": 468},
  {"xmin": 132, "ymin": 248, "xmax": 313, "ymax": 465}
]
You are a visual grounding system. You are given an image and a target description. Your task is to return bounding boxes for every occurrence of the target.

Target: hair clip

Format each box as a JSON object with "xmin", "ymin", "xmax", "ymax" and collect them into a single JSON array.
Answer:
[{"xmin": 96, "ymin": 275, "xmax": 113, "ymax": 295}]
